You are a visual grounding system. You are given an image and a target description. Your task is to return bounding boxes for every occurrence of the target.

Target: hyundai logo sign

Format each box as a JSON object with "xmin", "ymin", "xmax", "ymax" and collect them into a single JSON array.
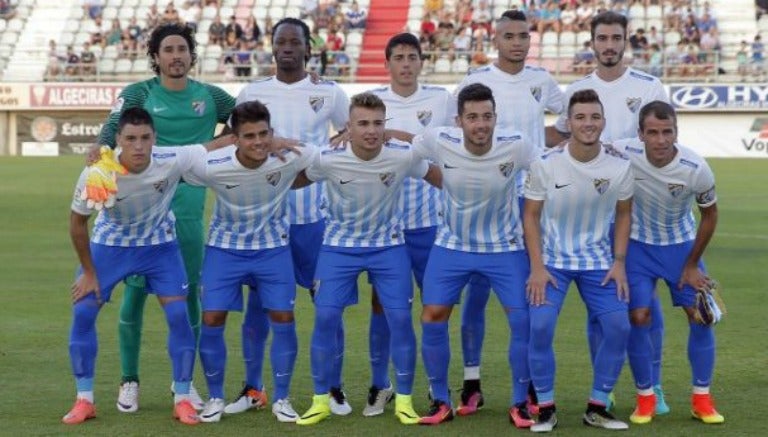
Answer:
[{"xmin": 671, "ymin": 87, "xmax": 720, "ymax": 109}]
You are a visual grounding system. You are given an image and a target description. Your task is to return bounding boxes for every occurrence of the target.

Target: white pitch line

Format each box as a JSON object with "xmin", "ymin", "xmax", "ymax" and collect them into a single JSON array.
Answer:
[{"xmin": 717, "ymin": 233, "xmax": 768, "ymax": 241}]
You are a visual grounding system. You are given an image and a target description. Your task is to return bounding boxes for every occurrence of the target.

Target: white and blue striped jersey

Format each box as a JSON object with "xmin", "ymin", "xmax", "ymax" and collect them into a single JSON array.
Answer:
[
  {"xmin": 555, "ymin": 68, "xmax": 668, "ymax": 142},
  {"xmin": 236, "ymin": 76, "xmax": 349, "ymax": 224},
  {"xmin": 525, "ymin": 144, "xmax": 635, "ymax": 270},
  {"xmin": 183, "ymin": 144, "xmax": 316, "ymax": 251},
  {"xmin": 71, "ymin": 145, "xmax": 206, "ymax": 247},
  {"xmin": 456, "ymin": 64, "xmax": 564, "ymax": 150},
  {"xmin": 613, "ymin": 138, "xmax": 717, "ymax": 245},
  {"xmin": 370, "ymin": 84, "xmax": 456, "ymax": 230},
  {"xmin": 412, "ymin": 127, "xmax": 535, "ymax": 253},
  {"xmin": 305, "ymin": 140, "xmax": 429, "ymax": 248}
]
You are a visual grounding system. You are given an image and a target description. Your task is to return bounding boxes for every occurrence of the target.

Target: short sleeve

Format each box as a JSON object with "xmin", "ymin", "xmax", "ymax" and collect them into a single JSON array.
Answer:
[
  {"xmin": 330, "ymin": 85, "xmax": 351, "ymax": 131},
  {"xmin": 412, "ymin": 128, "xmax": 439, "ymax": 161},
  {"xmin": 692, "ymin": 159, "xmax": 717, "ymax": 207},
  {"xmin": 304, "ymin": 151, "xmax": 326, "ymax": 182},
  {"xmin": 179, "ymin": 145, "xmax": 210, "ymax": 186},
  {"xmin": 616, "ymin": 163, "xmax": 635, "ymax": 201},
  {"xmin": 525, "ymin": 157, "xmax": 548, "ymax": 201},
  {"xmin": 544, "ymin": 75, "xmax": 565, "ymax": 114},
  {"xmin": 293, "ymin": 143, "xmax": 319, "ymax": 172},
  {"xmin": 71, "ymin": 169, "xmax": 93, "ymax": 216}
]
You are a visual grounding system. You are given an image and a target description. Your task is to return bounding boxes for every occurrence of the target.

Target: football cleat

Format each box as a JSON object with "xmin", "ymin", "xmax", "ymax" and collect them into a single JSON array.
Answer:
[
  {"xmin": 199, "ymin": 398, "xmax": 225, "ymax": 423},
  {"xmin": 691, "ymin": 393, "xmax": 725, "ymax": 424},
  {"xmin": 583, "ymin": 404, "xmax": 629, "ymax": 430},
  {"xmin": 224, "ymin": 384, "xmax": 268, "ymax": 414},
  {"xmin": 630, "ymin": 393, "xmax": 656, "ymax": 424},
  {"xmin": 173, "ymin": 399, "xmax": 200, "ymax": 425},
  {"xmin": 329, "ymin": 387, "xmax": 352, "ymax": 416},
  {"xmin": 654, "ymin": 385, "xmax": 670, "ymax": 415},
  {"xmin": 509, "ymin": 402, "xmax": 535, "ymax": 428},
  {"xmin": 116, "ymin": 381, "xmax": 139, "ymax": 413},
  {"xmin": 363, "ymin": 384, "xmax": 394, "ymax": 417},
  {"xmin": 272, "ymin": 398, "xmax": 299, "ymax": 423},
  {"xmin": 62, "ymin": 398, "xmax": 96, "ymax": 425},
  {"xmin": 456, "ymin": 389, "xmax": 484, "ymax": 416},
  {"xmin": 297, "ymin": 394, "xmax": 331, "ymax": 425},
  {"xmin": 419, "ymin": 400, "xmax": 454, "ymax": 425},
  {"xmin": 394, "ymin": 394, "xmax": 420, "ymax": 425},
  {"xmin": 530, "ymin": 405, "xmax": 558, "ymax": 433}
]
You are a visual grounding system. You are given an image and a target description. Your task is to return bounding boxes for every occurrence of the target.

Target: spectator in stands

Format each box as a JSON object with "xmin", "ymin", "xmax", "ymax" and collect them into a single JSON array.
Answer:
[
  {"xmin": 106, "ymin": 18, "xmax": 123, "ymax": 47},
  {"xmin": 470, "ymin": 44, "xmax": 490, "ymax": 67},
  {"xmin": 225, "ymin": 15, "xmax": 244, "ymax": 40},
  {"xmin": 330, "ymin": 51, "xmax": 351, "ymax": 78},
  {"xmin": 80, "ymin": 41, "xmax": 97, "ymax": 77},
  {"xmin": 146, "ymin": 4, "xmax": 161, "ymax": 30},
  {"xmin": 560, "ymin": 2, "xmax": 578, "ymax": 32},
  {"xmin": 0, "ymin": 0, "xmax": 16, "ymax": 19},
  {"xmin": 208, "ymin": 15, "xmax": 226, "ymax": 45},
  {"xmin": 737, "ymin": 40, "xmax": 749, "ymax": 80},
  {"xmin": 46, "ymin": 40, "xmax": 65, "ymax": 80},
  {"xmin": 309, "ymin": 26, "xmax": 328, "ymax": 75},
  {"xmin": 179, "ymin": 1, "xmax": 201, "ymax": 32},
  {"xmin": 242, "ymin": 15, "xmax": 262, "ymax": 49},
  {"xmin": 162, "ymin": 3, "xmax": 182, "ymax": 26},
  {"xmin": 573, "ymin": 40, "xmax": 596, "ymax": 74},
  {"xmin": 233, "ymin": 39, "xmax": 252, "ymax": 78},
  {"xmin": 696, "ymin": 12, "xmax": 717, "ymax": 34},
  {"xmin": 681, "ymin": 14, "xmax": 700, "ymax": 44},
  {"xmin": 301, "ymin": 0, "xmax": 318, "ymax": 19},
  {"xmin": 471, "ymin": 1, "xmax": 493, "ymax": 36},
  {"xmin": 253, "ymin": 40, "xmax": 273, "ymax": 76},
  {"xmin": 698, "ymin": 27, "xmax": 720, "ymax": 64},
  {"xmin": 537, "ymin": 1, "xmax": 561, "ymax": 34},
  {"xmin": 344, "ymin": 1, "xmax": 367, "ymax": 31},
  {"xmin": 576, "ymin": 0, "xmax": 596, "ymax": 31},
  {"xmin": 313, "ymin": 2, "xmax": 332, "ymax": 29},
  {"xmin": 758, "ymin": 0, "xmax": 768, "ymax": 21},
  {"xmin": 453, "ymin": 25, "xmax": 472, "ymax": 59},
  {"xmin": 434, "ymin": 22, "xmax": 455, "ymax": 60},
  {"xmin": 629, "ymin": 28, "xmax": 649, "ymax": 63},
  {"xmin": 648, "ymin": 43, "xmax": 663, "ymax": 77},
  {"xmin": 83, "ymin": 0, "xmax": 104, "ymax": 20},
  {"xmin": 127, "ymin": 17, "xmax": 143, "ymax": 47},
  {"xmin": 264, "ymin": 16, "xmax": 274, "ymax": 38},
  {"xmin": 472, "ymin": 20, "xmax": 490, "ymax": 51},
  {"xmin": 65, "ymin": 45, "xmax": 80, "ymax": 77},
  {"xmin": 752, "ymin": 34, "xmax": 766, "ymax": 80},
  {"xmin": 647, "ymin": 25, "xmax": 663, "ymax": 47},
  {"xmin": 325, "ymin": 23, "xmax": 345, "ymax": 51}
]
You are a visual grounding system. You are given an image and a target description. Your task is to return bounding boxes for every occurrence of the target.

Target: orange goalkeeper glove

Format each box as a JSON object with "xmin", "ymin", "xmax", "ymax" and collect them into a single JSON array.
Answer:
[{"xmin": 80, "ymin": 146, "xmax": 127, "ymax": 210}]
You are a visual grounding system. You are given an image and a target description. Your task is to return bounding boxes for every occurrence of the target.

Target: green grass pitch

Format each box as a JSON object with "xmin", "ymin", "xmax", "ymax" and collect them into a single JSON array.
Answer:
[{"xmin": 0, "ymin": 156, "xmax": 765, "ymax": 436}]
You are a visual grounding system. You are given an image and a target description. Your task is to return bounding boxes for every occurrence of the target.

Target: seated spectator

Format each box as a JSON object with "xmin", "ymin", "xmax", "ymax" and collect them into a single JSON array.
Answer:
[
  {"xmin": 161, "ymin": 3, "xmax": 182, "ymax": 25},
  {"xmin": 648, "ymin": 43, "xmax": 663, "ymax": 77},
  {"xmin": 225, "ymin": 15, "xmax": 244, "ymax": 40},
  {"xmin": 146, "ymin": 4, "xmax": 160, "ymax": 30},
  {"xmin": 647, "ymin": 25, "xmax": 663, "ymax": 47},
  {"xmin": 80, "ymin": 42, "xmax": 97, "ymax": 76},
  {"xmin": 209, "ymin": 15, "xmax": 226, "ymax": 45},
  {"xmin": 573, "ymin": 40, "xmax": 596, "ymax": 74},
  {"xmin": 65, "ymin": 45, "xmax": 80, "ymax": 77},
  {"xmin": 560, "ymin": 3, "xmax": 577, "ymax": 32},
  {"xmin": 472, "ymin": 22, "xmax": 489, "ymax": 52},
  {"xmin": 263, "ymin": 16, "xmax": 274, "ymax": 38},
  {"xmin": 0, "ymin": 0, "xmax": 17, "ymax": 19},
  {"xmin": 758, "ymin": 0, "xmax": 768, "ymax": 21},
  {"xmin": 309, "ymin": 26, "xmax": 328, "ymax": 75},
  {"xmin": 471, "ymin": 0, "xmax": 493, "ymax": 35},
  {"xmin": 425, "ymin": 0, "xmax": 443, "ymax": 14},
  {"xmin": 253, "ymin": 40, "xmax": 273, "ymax": 77},
  {"xmin": 456, "ymin": 0, "xmax": 473, "ymax": 27},
  {"xmin": 46, "ymin": 40, "xmax": 66, "ymax": 79},
  {"xmin": 575, "ymin": 0, "xmax": 595, "ymax": 31},
  {"xmin": 752, "ymin": 34, "xmax": 766, "ymax": 80},
  {"xmin": 313, "ymin": 3, "xmax": 332, "ymax": 29},
  {"xmin": 127, "ymin": 17, "xmax": 143, "ymax": 47},
  {"xmin": 344, "ymin": 1, "xmax": 367, "ymax": 31},
  {"xmin": 106, "ymin": 18, "xmax": 123, "ymax": 47},
  {"xmin": 87, "ymin": 16, "xmax": 109, "ymax": 45},
  {"xmin": 179, "ymin": 0, "xmax": 201, "ymax": 32},
  {"xmin": 331, "ymin": 51, "xmax": 351, "ymax": 78},
  {"xmin": 326, "ymin": 23, "xmax": 345, "ymax": 51},
  {"xmin": 737, "ymin": 40, "xmax": 749, "ymax": 80},
  {"xmin": 537, "ymin": 1, "xmax": 561, "ymax": 34},
  {"xmin": 233, "ymin": 40, "xmax": 252, "ymax": 78},
  {"xmin": 83, "ymin": 0, "xmax": 104, "ymax": 20},
  {"xmin": 698, "ymin": 27, "xmax": 721, "ymax": 64},
  {"xmin": 452, "ymin": 25, "xmax": 472, "ymax": 58},
  {"xmin": 242, "ymin": 15, "xmax": 262, "ymax": 49},
  {"xmin": 697, "ymin": 12, "xmax": 717, "ymax": 34},
  {"xmin": 433, "ymin": 22, "xmax": 455, "ymax": 59},
  {"xmin": 682, "ymin": 14, "xmax": 700, "ymax": 44},
  {"xmin": 629, "ymin": 28, "xmax": 649, "ymax": 63}
]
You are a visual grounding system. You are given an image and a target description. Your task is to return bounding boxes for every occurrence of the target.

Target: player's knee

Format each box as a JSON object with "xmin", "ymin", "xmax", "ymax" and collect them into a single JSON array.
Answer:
[
  {"xmin": 202, "ymin": 311, "xmax": 227, "ymax": 327},
  {"xmin": 421, "ymin": 304, "xmax": 451, "ymax": 323},
  {"xmin": 630, "ymin": 308, "xmax": 652, "ymax": 326},
  {"xmin": 269, "ymin": 310, "xmax": 295, "ymax": 323}
]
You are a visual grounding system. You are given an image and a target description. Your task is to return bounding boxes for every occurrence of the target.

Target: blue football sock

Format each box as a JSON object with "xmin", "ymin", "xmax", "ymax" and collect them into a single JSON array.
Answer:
[
  {"xmin": 587, "ymin": 315, "xmax": 601, "ymax": 366},
  {"xmin": 650, "ymin": 297, "xmax": 665, "ymax": 386},
  {"xmin": 628, "ymin": 323, "xmax": 653, "ymax": 390},
  {"xmin": 529, "ymin": 305, "xmax": 558, "ymax": 397},
  {"xmin": 310, "ymin": 306, "xmax": 342, "ymax": 395},
  {"xmin": 199, "ymin": 324, "xmax": 226, "ymax": 399},
  {"xmin": 688, "ymin": 322, "xmax": 715, "ymax": 387},
  {"xmin": 461, "ymin": 275, "xmax": 491, "ymax": 370},
  {"xmin": 507, "ymin": 309, "xmax": 531, "ymax": 405},
  {"xmin": 69, "ymin": 295, "xmax": 100, "ymax": 381},
  {"xmin": 330, "ymin": 318, "xmax": 345, "ymax": 389},
  {"xmin": 163, "ymin": 300, "xmax": 196, "ymax": 385},
  {"xmin": 385, "ymin": 308, "xmax": 416, "ymax": 395},
  {"xmin": 369, "ymin": 311, "xmax": 391, "ymax": 389},
  {"xmin": 243, "ymin": 288, "xmax": 269, "ymax": 390},
  {"xmin": 592, "ymin": 311, "xmax": 630, "ymax": 395},
  {"xmin": 421, "ymin": 321, "xmax": 450, "ymax": 405},
  {"xmin": 270, "ymin": 321, "xmax": 297, "ymax": 401}
]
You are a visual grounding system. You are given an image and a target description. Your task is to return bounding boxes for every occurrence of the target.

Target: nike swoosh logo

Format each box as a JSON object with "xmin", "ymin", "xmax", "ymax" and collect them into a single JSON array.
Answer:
[
  {"xmin": 225, "ymin": 184, "xmax": 240, "ymax": 189},
  {"xmin": 555, "ymin": 183, "xmax": 571, "ymax": 189},
  {"xmin": 117, "ymin": 401, "xmax": 133, "ymax": 410},
  {"xmin": 443, "ymin": 163, "xmax": 458, "ymax": 169},
  {"xmin": 339, "ymin": 179, "xmax": 353, "ymax": 184},
  {"xmin": 153, "ymin": 106, "xmax": 167, "ymax": 113},
  {"xmin": 201, "ymin": 410, "xmax": 221, "ymax": 419},
  {"xmin": 300, "ymin": 412, "xmax": 326, "ymax": 420},
  {"xmin": 116, "ymin": 196, "xmax": 128, "ymax": 202},
  {"xmin": 635, "ymin": 177, "xmax": 646, "ymax": 181},
  {"xmin": 275, "ymin": 372, "xmax": 291, "ymax": 377}
]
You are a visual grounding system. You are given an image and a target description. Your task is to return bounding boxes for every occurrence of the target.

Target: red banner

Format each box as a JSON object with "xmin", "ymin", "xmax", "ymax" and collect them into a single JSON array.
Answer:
[{"xmin": 28, "ymin": 84, "xmax": 124, "ymax": 108}]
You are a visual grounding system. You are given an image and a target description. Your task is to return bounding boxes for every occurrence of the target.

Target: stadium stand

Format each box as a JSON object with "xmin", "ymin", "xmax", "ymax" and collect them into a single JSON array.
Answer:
[{"xmin": 0, "ymin": 0, "xmax": 763, "ymax": 83}]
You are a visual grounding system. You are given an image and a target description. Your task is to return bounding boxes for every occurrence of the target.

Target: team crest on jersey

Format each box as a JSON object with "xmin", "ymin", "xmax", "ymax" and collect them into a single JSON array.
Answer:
[
  {"xmin": 266, "ymin": 171, "xmax": 282, "ymax": 186},
  {"xmin": 593, "ymin": 178, "xmax": 610, "ymax": 194},
  {"xmin": 154, "ymin": 178, "xmax": 169, "ymax": 193},
  {"xmin": 626, "ymin": 97, "xmax": 642, "ymax": 113},
  {"xmin": 192, "ymin": 100, "xmax": 206, "ymax": 116},
  {"xmin": 499, "ymin": 160, "xmax": 515, "ymax": 178},
  {"xmin": 309, "ymin": 96, "xmax": 325, "ymax": 112},
  {"xmin": 417, "ymin": 110, "xmax": 433, "ymax": 126},
  {"xmin": 667, "ymin": 183, "xmax": 685, "ymax": 198},
  {"xmin": 530, "ymin": 86, "xmax": 542, "ymax": 102},
  {"xmin": 379, "ymin": 172, "xmax": 396, "ymax": 187}
]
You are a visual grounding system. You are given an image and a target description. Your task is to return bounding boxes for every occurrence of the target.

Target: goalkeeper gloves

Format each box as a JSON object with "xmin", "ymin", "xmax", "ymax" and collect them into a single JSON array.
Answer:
[
  {"xmin": 693, "ymin": 279, "xmax": 726, "ymax": 326},
  {"xmin": 80, "ymin": 146, "xmax": 127, "ymax": 210}
]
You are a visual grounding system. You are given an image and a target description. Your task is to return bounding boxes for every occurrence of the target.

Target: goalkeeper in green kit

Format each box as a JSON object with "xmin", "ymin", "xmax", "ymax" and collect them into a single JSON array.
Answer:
[{"xmin": 94, "ymin": 23, "xmax": 235, "ymax": 411}]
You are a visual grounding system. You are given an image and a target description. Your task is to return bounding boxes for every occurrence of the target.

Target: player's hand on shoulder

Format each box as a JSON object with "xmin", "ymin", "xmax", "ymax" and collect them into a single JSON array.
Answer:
[
  {"xmin": 329, "ymin": 129, "xmax": 349, "ymax": 149},
  {"xmin": 271, "ymin": 137, "xmax": 302, "ymax": 161},
  {"xmin": 83, "ymin": 146, "xmax": 128, "ymax": 211}
]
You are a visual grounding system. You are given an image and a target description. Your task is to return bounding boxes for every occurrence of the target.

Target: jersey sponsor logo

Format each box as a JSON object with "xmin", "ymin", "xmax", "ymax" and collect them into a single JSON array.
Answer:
[
  {"xmin": 192, "ymin": 100, "xmax": 206, "ymax": 116},
  {"xmin": 626, "ymin": 145, "xmax": 644, "ymax": 154},
  {"xmin": 309, "ymin": 96, "xmax": 325, "ymax": 112},
  {"xmin": 593, "ymin": 178, "xmax": 610, "ymax": 194},
  {"xmin": 679, "ymin": 158, "xmax": 699, "ymax": 169},
  {"xmin": 629, "ymin": 70, "xmax": 654, "ymax": 81},
  {"xmin": 110, "ymin": 96, "xmax": 124, "ymax": 114},
  {"xmin": 696, "ymin": 186, "xmax": 716, "ymax": 205},
  {"xmin": 438, "ymin": 132, "xmax": 461, "ymax": 143},
  {"xmin": 530, "ymin": 86, "xmax": 542, "ymax": 102},
  {"xmin": 499, "ymin": 160, "xmax": 515, "ymax": 178},
  {"xmin": 154, "ymin": 178, "xmax": 169, "ymax": 193},
  {"xmin": 603, "ymin": 143, "xmax": 628, "ymax": 159},
  {"xmin": 671, "ymin": 86, "xmax": 719, "ymax": 109},
  {"xmin": 379, "ymin": 171, "xmax": 396, "ymax": 187},
  {"xmin": 208, "ymin": 156, "xmax": 232, "ymax": 165},
  {"xmin": 417, "ymin": 109, "xmax": 433, "ymax": 126},
  {"xmin": 626, "ymin": 97, "xmax": 642, "ymax": 113},
  {"xmin": 266, "ymin": 171, "xmax": 281, "ymax": 186},
  {"xmin": 667, "ymin": 183, "xmax": 685, "ymax": 198},
  {"xmin": 497, "ymin": 135, "xmax": 521, "ymax": 142},
  {"xmin": 152, "ymin": 152, "xmax": 177, "ymax": 159},
  {"xmin": 384, "ymin": 141, "xmax": 409, "ymax": 150}
]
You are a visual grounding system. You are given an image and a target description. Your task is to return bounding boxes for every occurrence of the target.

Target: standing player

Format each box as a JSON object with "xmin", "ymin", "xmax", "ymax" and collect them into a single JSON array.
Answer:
[
  {"xmin": 524, "ymin": 90, "xmax": 633, "ymax": 432},
  {"xmin": 293, "ymin": 92, "xmax": 440, "ymax": 426},
  {"xmin": 186, "ymin": 101, "xmax": 315, "ymax": 423},
  {"xmin": 232, "ymin": 17, "xmax": 351, "ymax": 416},
  {"xmin": 63, "ymin": 108, "xmax": 220, "ymax": 425},
  {"xmin": 362, "ymin": 32, "xmax": 456, "ymax": 417},
  {"xmin": 410, "ymin": 84, "xmax": 537, "ymax": 427},
  {"xmin": 547, "ymin": 10, "xmax": 671, "ymax": 413},
  {"xmin": 612, "ymin": 101, "xmax": 723, "ymax": 425},
  {"xmin": 95, "ymin": 23, "xmax": 236, "ymax": 411},
  {"xmin": 451, "ymin": 10, "xmax": 564, "ymax": 414}
]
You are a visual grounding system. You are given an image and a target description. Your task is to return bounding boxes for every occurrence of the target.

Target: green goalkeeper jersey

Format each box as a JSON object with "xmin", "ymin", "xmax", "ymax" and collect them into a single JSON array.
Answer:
[{"xmin": 99, "ymin": 77, "xmax": 235, "ymax": 147}]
